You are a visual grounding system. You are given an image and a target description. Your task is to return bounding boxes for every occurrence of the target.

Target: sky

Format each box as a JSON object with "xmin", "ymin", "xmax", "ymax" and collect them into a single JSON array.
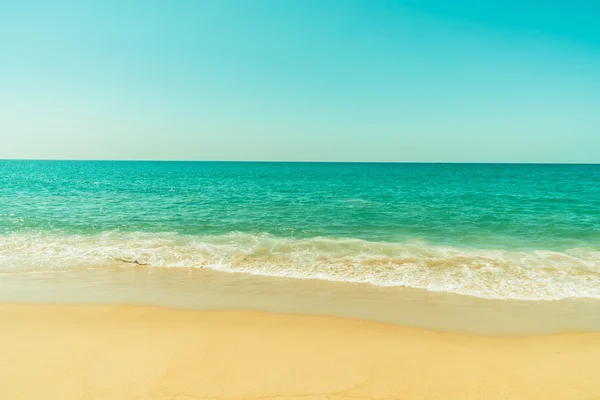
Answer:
[{"xmin": 1, "ymin": 0, "xmax": 599, "ymax": 162}]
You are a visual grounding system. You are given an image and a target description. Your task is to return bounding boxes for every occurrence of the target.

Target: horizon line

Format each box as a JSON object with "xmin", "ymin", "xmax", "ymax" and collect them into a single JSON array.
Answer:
[{"xmin": 1, "ymin": 158, "xmax": 599, "ymax": 165}]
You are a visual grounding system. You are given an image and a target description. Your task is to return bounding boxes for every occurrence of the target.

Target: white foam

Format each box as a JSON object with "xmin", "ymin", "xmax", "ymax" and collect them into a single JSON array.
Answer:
[{"xmin": 1, "ymin": 231, "xmax": 599, "ymax": 301}]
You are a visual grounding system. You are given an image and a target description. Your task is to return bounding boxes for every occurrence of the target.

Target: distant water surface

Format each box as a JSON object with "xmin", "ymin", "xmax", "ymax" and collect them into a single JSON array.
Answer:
[{"xmin": 1, "ymin": 161, "xmax": 599, "ymax": 300}]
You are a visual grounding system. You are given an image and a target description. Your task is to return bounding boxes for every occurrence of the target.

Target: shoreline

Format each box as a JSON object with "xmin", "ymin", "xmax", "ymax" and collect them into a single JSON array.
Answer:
[
  {"xmin": 3, "ymin": 230, "xmax": 599, "ymax": 302},
  {"xmin": 3, "ymin": 266, "xmax": 600, "ymax": 335},
  {"xmin": 2, "ymin": 302, "xmax": 600, "ymax": 399}
]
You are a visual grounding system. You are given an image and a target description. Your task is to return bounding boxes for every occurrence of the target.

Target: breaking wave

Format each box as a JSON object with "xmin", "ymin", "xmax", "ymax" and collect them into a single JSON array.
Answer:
[{"xmin": 1, "ymin": 231, "xmax": 599, "ymax": 301}]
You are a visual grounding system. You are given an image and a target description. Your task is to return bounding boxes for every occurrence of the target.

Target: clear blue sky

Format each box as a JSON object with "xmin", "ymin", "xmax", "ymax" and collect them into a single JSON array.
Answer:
[{"xmin": 1, "ymin": 0, "xmax": 599, "ymax": 162}]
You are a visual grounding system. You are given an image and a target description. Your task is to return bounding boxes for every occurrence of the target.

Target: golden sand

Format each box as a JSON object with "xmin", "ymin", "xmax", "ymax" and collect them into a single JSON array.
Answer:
[{"xmin": 1, "ymin": 303, "xmax": 599, "ymax": 399}]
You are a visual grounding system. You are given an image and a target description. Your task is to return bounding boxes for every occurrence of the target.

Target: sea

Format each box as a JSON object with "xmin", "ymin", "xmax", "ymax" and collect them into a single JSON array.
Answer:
[{"xmin": 1, "ymin": 160, "xmax": 599, "ymax": 302}]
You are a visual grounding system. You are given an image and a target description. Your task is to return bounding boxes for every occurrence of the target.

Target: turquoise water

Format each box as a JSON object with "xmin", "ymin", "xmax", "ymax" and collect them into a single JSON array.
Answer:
[{"xmin": 1, "ymin": 161, "xmax": 599, "ymax": 300}]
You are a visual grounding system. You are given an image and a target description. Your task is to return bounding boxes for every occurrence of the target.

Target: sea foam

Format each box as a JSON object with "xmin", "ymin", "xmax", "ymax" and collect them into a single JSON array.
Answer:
[{"xmin": 1, "ymin": 231, "xmax": 599, "ymax": 301}]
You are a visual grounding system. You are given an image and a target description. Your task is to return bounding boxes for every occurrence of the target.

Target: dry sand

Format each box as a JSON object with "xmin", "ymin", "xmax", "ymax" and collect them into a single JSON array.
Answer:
[{"xmin": 1, "ymin": 303, "xmax": 599, "ymax": 400}]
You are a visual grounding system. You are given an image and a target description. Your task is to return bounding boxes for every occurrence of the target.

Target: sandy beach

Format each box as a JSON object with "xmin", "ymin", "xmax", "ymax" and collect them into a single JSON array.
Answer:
[{"xmin": 1, "ymin": 303, "xmax": 599, "ymax": 400}]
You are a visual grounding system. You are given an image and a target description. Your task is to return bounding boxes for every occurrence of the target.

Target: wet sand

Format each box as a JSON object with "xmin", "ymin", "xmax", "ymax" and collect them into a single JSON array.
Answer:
[
  {"xmin": 1, "ymin": 303, "xmax": 600, "ymax": 400},
  {"xmin": 2, "ymin": 266, "xmax": 600, "ymax": 334}
]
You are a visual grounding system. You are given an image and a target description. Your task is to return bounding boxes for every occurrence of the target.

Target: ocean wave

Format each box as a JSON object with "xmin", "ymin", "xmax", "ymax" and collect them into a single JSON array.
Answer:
[{"xmin": 1, "ymin": 231, "xmax": 599, "ymax": 301}]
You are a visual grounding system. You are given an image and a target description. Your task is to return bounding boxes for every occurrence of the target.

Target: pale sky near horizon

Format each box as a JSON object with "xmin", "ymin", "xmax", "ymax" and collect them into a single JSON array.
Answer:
[{"xmin": 1, "ymin": 0, "xmax": 599, "ymax": 162}]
